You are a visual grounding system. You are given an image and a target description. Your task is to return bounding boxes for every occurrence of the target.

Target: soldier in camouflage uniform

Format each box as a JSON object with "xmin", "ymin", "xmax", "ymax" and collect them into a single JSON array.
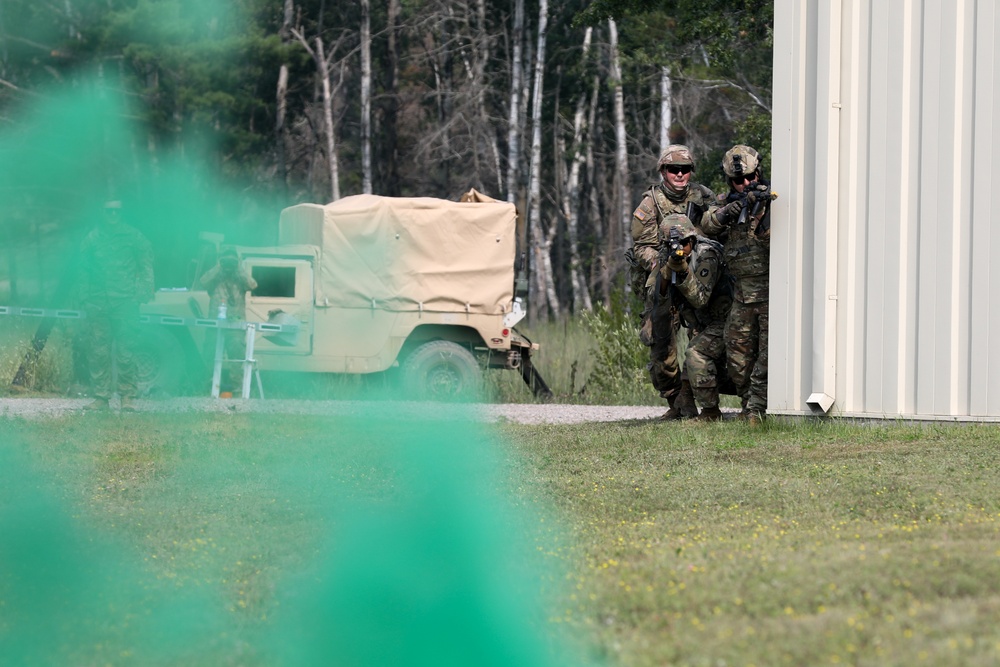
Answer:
[
  {"xmin": 78, "ymin": 200, "xmax": 155, "ymax": 411},
  {"xmin": 199, "ymin": 246, "xmax": 258, "ymax": 393},
  {"xmin": 660, "ymin": 213, "xmax": 734, "ymax": 421},
  {"xmin": 702, "ymin": 145, "xmax": 775, "ymax": 424},
  {"xmin": 628, "ymin": 145, "xmax": 715, "ymax": 420}
]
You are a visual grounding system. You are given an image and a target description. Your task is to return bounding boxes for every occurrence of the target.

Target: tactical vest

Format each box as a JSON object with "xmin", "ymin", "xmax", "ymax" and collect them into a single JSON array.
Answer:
[
  {"xmin": 719, "ymin": 185, "xmax": 770, "ymax": 304},
  {"xmin": 626, "ymin": 183, "xmax": 713, "ymax": 296},
  {"xmin": 676, "ymin": 236, "xmax": 733, "ymax": 330},
  {"xmin": 650, "ymin": 183, "xmax": 712, "ymax": 229}
]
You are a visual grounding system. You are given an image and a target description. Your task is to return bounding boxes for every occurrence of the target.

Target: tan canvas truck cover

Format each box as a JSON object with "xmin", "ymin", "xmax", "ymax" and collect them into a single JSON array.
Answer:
[{"xmin": 278, "ymin": 193, "xmax": 517, "ymax": 315}]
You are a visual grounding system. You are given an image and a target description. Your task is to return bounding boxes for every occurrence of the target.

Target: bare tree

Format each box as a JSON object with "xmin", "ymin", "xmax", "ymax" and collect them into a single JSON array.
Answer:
[
  {"xmin": 505, "ymin": 0, "xmax": 525, "ymax": 203},
  {"xmin": 526, "ymin": 0, "xmax": 560, "ymax": 320},
  {"xmin": 360, "ymin": 0, "xmax": 372, "ymax": 193},
  {"xmin": 382, "ymin": 0, "xmax": 401, "ymax": 196},
  {"xmin": 275, "ymin": 0, "xmax": 295, "ymax": 192},
  {"xmin": 608, "ymin": 19, "xmax": 629, "ymax": 268},
  {"xmin": 660, "ymin": 66, "xmax": 672, "ymax": 152},
  {"xmin": 561, "ymin": 26, "xmax": 593, "ymax": 313},
  {"xmin": 292, "ymin": 28, "xmax": 343, "ymax": 201},
  {"xmin": 467, "ymin": 0, "xmax": 502, "ymax": 195},
  {"xmin": 585, "ymin": 70, "xmax": 609, "ymax": 304}
]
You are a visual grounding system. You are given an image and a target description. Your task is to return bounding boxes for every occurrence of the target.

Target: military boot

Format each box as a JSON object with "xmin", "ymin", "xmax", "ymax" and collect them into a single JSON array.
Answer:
[
  {"xmin": 660, "ymin": 382, "xmax": 698, "ymax": 421},
  {"xmin": 747, "ymin": 411, "xmax": 766, "ymax": 426},
  {"xmin": 659, "ymin": 406, "xmax": 683, "ymax": 421},
  {"xmin": 675, "ymin": 379, "xmax": 699, "ymax": 419},
  {"xmin": 693, "ymin": 406, "xmax": 723, "ymax": 422}
]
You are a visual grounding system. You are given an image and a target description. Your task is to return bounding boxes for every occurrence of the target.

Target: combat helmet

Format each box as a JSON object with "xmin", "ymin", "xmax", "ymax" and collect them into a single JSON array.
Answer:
[
  {"xmin": 659, "ymin": 212, "xmax": 697, "ymax": 241},
  {"xmin": 721, "ymin": 145, "xmax": 760, "ymax": 179},
  {"xmin": 657, "ymin": 144, "xmax": 695, "ymax": 171}
]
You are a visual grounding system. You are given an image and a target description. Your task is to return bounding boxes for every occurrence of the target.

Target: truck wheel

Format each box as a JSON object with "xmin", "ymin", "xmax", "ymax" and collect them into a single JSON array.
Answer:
[
  {"xmin": 134, "ymin": 327, "xmax": 186, "ymax": 397},
  {"xmin": 401, "ymin": 340, "xmax": 482, "ymax": 401}
]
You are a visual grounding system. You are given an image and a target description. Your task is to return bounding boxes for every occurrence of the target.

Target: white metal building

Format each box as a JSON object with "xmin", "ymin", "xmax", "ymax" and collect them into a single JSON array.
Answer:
[{"xmin": 770, "ymin": 0, "xmax": 1000, "ymax": 421}]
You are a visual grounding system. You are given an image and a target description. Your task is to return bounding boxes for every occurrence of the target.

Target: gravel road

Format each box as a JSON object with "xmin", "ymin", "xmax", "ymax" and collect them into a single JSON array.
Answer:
[{"xmin": 0, "ymin": 397, "xmax": 670, "ymax": 425}]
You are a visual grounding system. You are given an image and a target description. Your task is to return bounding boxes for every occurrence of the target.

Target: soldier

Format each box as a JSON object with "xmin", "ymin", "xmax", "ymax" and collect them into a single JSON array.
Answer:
[
  {"xmin": 659, "ymin": 213, "xmax": 733, "ymax": 421},
  {"xmin": 628, "ymin": 145, "xmax": 715, "ymax": 420},
  {"xmin": 702, "ymin": 145, "xmax": 774, "ymax": 424},
  {"xmin": 78, "ymin": 200, "xmax": 155, "ymax": 411},
  {"xmin": 199, "ymin": 246, "xmax": 257, "ymax": 394}
]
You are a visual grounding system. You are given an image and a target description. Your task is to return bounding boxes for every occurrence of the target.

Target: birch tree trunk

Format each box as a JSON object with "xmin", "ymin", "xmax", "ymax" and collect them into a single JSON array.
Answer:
[
  {"xmin": 294, "ymin": 28, "xmax": 342, "ymax": 202},
  {"xmin": 275, "ymin": 0, "xmax": 294, "ymax": 192},
  {"xmin": 660, "ymin": 66, "xmax": 672, "ymax": 151},
  {"xmin": 383, "ymin": 0, "xmax": 401, "ymax": 196},
  {"xmin": 609, "ymin": 19, "xmax": 630, "ymax": 266},
  {"xmin": 527, "ymin": 0, "xmax": 559, "ymax": 321},
  {"xmin": 317, "ymin": 39, "xmax": 340, "ymax": 201},
  {"xmin": 473, "ymin": 0, "xmax": 502, "ymax": 195},
  {"xmin": 505, "ymin": 0, "xmax": 525, "ymax": 203},
  {"xmin": 360, "ymin": 0, "xmax": 372, "ymax": 193},
  {"xmin": 585, "ymin": 75, "xmax": 610, "ymax": 305},
  {"xmin": 562, "ymin": 26, "xmax": 594, "ymax": 313}
]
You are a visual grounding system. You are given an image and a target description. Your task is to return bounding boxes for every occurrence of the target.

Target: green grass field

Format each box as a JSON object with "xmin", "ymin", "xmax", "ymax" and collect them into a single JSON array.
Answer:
[
  {"xmin": 3, "ymin": 412, "xmax": 999, "ymax": 665},
  {"xmin": 505, "ymin": 418, "xmax": 1000, "ymax": 666}
]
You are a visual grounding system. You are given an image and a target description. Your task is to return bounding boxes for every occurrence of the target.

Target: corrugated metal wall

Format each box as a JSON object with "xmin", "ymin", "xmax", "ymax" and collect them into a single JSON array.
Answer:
[{"xmin": 771, "ymin": 0, "xmax": 1000, "ymax": 421}]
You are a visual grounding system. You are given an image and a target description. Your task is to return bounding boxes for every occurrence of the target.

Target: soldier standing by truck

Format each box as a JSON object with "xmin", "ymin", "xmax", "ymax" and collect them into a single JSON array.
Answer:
[
  {"xmin": 659, "ymin": 213, "xmax": 734, "ymax": 422},
  {"xmin": 78, "ymin": 200, "xmax": 154, "ymax": 411},
  {"xmin": 199, "ymin": 246, "xmax": 257, "ymax": 395},
  {"xmin": 627, "ymin": 145, "xmax": 715, "ymax": 420},
  {"xmin": 702, "ymin": 145, "xmax": 775, "ymax": 424}
]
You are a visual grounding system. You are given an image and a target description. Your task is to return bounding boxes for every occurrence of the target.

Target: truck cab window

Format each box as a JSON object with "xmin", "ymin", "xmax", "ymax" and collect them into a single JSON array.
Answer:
[{"xmin": 251, "ymin": 266, "xmax": 296, "ymax": 298}]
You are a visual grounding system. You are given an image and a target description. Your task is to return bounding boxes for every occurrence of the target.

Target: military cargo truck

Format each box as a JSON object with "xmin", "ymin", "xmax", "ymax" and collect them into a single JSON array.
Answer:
[{"xmin": 138, "ymin": 190, "xmax": 550, "ymax": 400}]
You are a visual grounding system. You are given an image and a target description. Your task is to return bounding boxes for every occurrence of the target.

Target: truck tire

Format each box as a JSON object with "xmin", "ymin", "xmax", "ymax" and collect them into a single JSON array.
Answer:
[
  {"xmin": 401, "ymin": 340, "xmax": 482, "ymax": 401},
  {"xmin": 134, "ymin": 326, "xmax": 187, "ymax": 397}
]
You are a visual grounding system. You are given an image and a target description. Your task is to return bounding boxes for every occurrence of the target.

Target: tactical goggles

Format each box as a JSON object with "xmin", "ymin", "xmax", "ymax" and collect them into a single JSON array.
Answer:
[
  {"xmin": 730, "ymin": 174, "xmax": 755, "ymax": 185},
  {"xmin": 662, "ymin": 165, "xmax": 693, "ymax": 175}
]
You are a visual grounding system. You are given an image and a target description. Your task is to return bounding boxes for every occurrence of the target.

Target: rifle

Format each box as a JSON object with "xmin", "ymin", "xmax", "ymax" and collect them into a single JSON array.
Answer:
[
  {"xmin": 685, "ymin": 200, "xmax": 706, "ymax": 227},
  {"xmin": 734, "ymin": 184, "xmax": 778, "ymax": 229},
  {"xmin": 654, "ymin": 226, "xmax": 688, "ymax": 287}
]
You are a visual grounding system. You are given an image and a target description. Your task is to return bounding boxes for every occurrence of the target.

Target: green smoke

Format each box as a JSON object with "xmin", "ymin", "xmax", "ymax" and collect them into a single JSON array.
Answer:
[{"xmin": 0, "ymin": 412, "xmax": 597, "ymax": 666}]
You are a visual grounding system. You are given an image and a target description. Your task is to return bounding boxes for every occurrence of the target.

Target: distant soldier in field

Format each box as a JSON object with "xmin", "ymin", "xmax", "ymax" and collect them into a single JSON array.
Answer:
[
  {"xmin": 627, "ymin": 145, "xmax": 715, "ymax": 420},
  {"xmin": 78, "ymin": 200, "xmax": 154, "ymax": 411},
  {"xmin": 659, "ymin": 213, "xmax": 735, "ymax": 421},
  {"xmin": 199, "ymin": 246, "xmax": 257, "ymax": 394},
  {"xmin": 702, "ymin": 145, "xmax": 775, "ymax": 424}
]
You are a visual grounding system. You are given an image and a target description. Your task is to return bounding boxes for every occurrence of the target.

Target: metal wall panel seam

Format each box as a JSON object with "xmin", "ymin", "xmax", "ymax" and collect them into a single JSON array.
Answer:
[
  {"xmin": 896, "ymin": 0, "xmax": 917, "ymax": 417},
  {"xmin": 950, "ymin": 0, "xmax": 970, "ymax": 416},
  {"xmin": 806, "ymin": 0, "xmax": 843, "ymax": 415},
  {"xmin": 770, "ymin": 0, "xmax": 809, "ymax": 413},
  {"xmin": 789, "ymin": 0, "xmax": 811, "ymax": 413},
  {"xmin": 841, "ymin": 0, "xmax": 865, "ymax": 414}
]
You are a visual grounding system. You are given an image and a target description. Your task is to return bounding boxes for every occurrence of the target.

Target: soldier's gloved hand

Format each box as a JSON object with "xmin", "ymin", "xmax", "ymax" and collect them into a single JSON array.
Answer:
[
  {"xmin": 656, "ymin": 246, "xmax": 674, "ymax": 270},
  {"xmin": 746, "ymin": 185, "xmax": 771, "ymax": 206},
  {"xmin": 666, "ymin": 254, "xmax": 688, "ymax": 274},
  {"xmin": 714, "ymin": 200, "xmax": 744, "ymax": 225}
]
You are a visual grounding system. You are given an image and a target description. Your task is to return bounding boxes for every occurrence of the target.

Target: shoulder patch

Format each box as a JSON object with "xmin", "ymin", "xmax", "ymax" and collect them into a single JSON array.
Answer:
[
  {"xmin": 633, "ymin": 200, "xmax": 654, "ymax": 221},
  {"xmin": 699, "ymin": 267, "xmax": 711, "ymax": 278}
]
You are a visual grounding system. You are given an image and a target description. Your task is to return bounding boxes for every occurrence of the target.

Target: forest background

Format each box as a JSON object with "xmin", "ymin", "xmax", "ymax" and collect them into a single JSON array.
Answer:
[{"xmin": 0, "ymin": 0, "xmax": 772, "ymax": 323}]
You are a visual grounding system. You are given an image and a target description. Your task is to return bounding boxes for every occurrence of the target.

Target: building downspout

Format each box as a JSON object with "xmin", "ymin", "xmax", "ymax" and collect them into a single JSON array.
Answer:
[{"xmin": 806, "ymin": 0, "xmax": 842, "ymax": 416}]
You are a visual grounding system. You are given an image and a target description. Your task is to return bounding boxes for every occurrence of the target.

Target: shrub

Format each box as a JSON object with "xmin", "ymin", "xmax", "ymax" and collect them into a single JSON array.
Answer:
[{"xmin": 580, "ymin": 291, "xmax": 661, "ymax": 405}]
